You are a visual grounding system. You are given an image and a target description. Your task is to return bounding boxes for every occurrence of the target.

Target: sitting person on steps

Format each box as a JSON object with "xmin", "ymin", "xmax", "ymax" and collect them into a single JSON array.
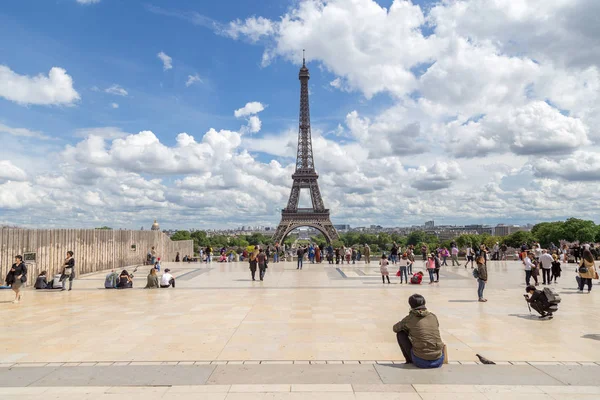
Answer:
[
  {"xmin": 160, "ymin": 268, "xmax": 175, "ymax": 288},
  {"xmin": 393, "ymin": 294, "xmax": 445, "ymax": 368},
  {"xmin": 117, "ymin": 270, "xmax": 133, "ymax": 289},
  {"xmin": 34, "ymin": 271, "xmax": 53, "ymax": 289}
]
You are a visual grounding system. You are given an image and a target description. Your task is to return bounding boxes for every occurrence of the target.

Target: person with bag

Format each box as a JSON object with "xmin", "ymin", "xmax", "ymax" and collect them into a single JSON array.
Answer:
[
  {"xmin": 475, "ymin": 256, "xmax": 487, "ymax": 302},
  {"xmin": 426, "ymin": 254, "xmax": 436, "ymax": 284},
  {"xmin": 10, "ymin": 255, "xmax": 27, "ymax": 303},
  {"xmin": 433, "ymin": 253, "xmax": 442, "ymax": 283},
  {"xmin": 380, "ymin": 254, "xmax": 390, "ymax": 284},
  {"xmin": 578, "ymin": 249, "xmax": 597, "ymax": 293},
  {"xmin": 257, "ymin": 249, "xmax": 268, "ymax": 281},
  {"xmin": 60, "ymin": 251, "xmax": 75, "ymax": 291},
  {"xmin": 249, "ymin": 247, "xmax": 259, "ymax": 280}
]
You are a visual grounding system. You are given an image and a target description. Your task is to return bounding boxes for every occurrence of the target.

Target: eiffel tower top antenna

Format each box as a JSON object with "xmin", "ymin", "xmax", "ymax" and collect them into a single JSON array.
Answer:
[{"xmin": 303, "ymin": 49, "xmax": 305, "ymax": 66}]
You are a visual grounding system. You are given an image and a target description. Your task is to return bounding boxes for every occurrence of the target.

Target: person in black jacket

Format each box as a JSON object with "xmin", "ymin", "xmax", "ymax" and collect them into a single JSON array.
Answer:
[
  {"xmin": 525, "ymin": 285, "xmax": 553, "ymax": 318},
  {"xmin": 10, "ymin": 255, "xmax": 27, "ymax": 303},
  {"xmin": 60, "ymin": 251, "xmax": 75, "ymax": 291}
]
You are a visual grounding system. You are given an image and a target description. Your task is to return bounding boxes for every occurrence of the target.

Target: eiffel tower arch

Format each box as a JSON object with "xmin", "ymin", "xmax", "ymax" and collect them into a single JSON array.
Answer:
[{"xmin": 272, "ymin": 53, "xmax": 339, "ymax": 245}]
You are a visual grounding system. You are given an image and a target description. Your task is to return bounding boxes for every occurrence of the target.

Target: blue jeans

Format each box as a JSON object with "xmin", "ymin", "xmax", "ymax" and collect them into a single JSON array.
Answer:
[
  {"xmin": 274, "ymin": 253, "xmax": 278, "ymax": 263},
  {"xmin": 412, "ymin": 350, "xmax": 444, "ymax": 369},
  {"xmin": 407, "ymin": 262, "xmax": 413, "ymax": 275},
  {"xmin": 478, "ymin": 279, "xmax": 486, "ymax": 299},
  {"xmin": 297, "ymin": 258, "xmax": 303, "ymax": 269},
  {"xmin": 391, "ymin": 255, "xmax": 397, "ymax": 264},
  {"xmin": 428, "ymin": 269, "xmax": 435, "ymax": 282},
  {"xmin": 399, "ymin": 267, "xmax": 408, "ymax": 283},
  {"xmin": 525, "ymin": 270, "xmax": 531, "ymax": 285}
]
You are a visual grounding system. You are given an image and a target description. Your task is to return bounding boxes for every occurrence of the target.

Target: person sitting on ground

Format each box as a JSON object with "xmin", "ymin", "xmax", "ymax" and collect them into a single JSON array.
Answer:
[
  {"xmin": 117, "ymin": 270, "xmax": 133, "ymax": 289},
  {"xmin": 154, "ymin": 258, "xmax": 161, "ymax": 272},
  {"xmin": 393, "ymin": 294, "xmax": 445, "ymax": 368},
  {"xmin": 34, "ymin": 271, "xmax": 52, "ymax": 289},
  {"xmin": 410, "ymin": 271, "xmax": 424, "ymax": 284},
  {"xmin": 219, "ymin": 253, "xmax": 227, "ymax": 262},
  {"xmin": 160, "ymin": 268, "xmax": 175, "ymax": 288},
  {"xmin": 104, "ymin": 269, "xmax": 119, "ymax": 289},
  {"xmin": 145, "ymin": 268, "xmax": 159, "ymax": 289},
  {"xmin": 525, "ymin": 285, "xmax": 555, "ymax": 318}
]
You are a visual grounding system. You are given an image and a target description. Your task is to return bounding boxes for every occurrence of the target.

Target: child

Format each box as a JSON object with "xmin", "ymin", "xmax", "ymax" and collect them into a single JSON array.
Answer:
[
  {"xmin": 398, "ymin": 254, "xmax": 408, "ymax": 284},
  {"xmin": 551, "ymin": 254, "xmax": 562, "ymax": 284},
  {"xmin": 410, "ymin": 271, "xmax": 424, "ymax": 284},
  {"xmin": 154, "ymin": 259, "xmax": 161, "ymax": 272},
  {"xmin": 380, "ymin": 255, "xmax": 390, "ymax": 284}
]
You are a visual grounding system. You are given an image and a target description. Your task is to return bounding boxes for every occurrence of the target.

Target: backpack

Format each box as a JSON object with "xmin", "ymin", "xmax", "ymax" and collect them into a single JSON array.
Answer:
[
  {"xmin": 472, "ymin": 268, "xmax": 479, "ymax": 279},
  {"xmin": 543, "ymin": 287, "xmax": 561, "ymax": 305},
  {"xmin": 410, "ymin": 274, "xmax": 420, "ymax": 284}
]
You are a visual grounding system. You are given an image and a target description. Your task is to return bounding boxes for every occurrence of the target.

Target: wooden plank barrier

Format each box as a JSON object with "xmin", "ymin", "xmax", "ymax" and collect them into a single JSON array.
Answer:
[{"xmin": 0, "ymin": 228, "xmax": 193, "ymax": 285}]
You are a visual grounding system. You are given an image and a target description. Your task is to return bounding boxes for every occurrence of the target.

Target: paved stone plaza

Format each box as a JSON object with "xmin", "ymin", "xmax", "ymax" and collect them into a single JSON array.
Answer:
[{"xmin": 2, "ymin": 260, "xmax": 600, "ymax": 398}]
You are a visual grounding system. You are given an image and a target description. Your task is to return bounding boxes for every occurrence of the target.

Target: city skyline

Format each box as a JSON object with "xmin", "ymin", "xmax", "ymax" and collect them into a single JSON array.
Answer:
[{"xmin": 1, "ymin": 0, "xmax": 599, "ymax": 229}]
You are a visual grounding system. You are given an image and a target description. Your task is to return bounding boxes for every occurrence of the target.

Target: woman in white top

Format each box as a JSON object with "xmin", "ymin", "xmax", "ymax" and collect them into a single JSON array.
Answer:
[{"xmin": 523, "ymin": 252, "xmax": 534, "ymax": 286}]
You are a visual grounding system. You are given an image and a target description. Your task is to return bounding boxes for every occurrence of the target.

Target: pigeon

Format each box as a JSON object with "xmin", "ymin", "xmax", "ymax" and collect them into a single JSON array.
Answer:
[{"xmin": 476, "ymin": 354, "xmax": 496, "ymax": 365}]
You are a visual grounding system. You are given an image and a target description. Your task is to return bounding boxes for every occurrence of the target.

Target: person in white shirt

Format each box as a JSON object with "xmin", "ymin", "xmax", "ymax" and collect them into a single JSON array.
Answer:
[
  {"xmin": 466, "ymin": 246, "xmax": 474, "ymax": 269},
  {"xmin": 539, "ymin": 249, "xmax": 554, "ymax": 285},
  {"xmin": 523, "ymin": 252, "xmax": 534, "ymax": 286},
  {"xmin": 160, "ymin": 269, "xmax": 175, "ymax": 288}
]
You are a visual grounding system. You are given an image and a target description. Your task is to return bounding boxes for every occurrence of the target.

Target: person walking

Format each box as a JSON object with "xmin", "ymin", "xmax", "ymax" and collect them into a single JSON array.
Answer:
[
  {"xmin": 249, "ymin": 248, "xmax": 258, "ymax": 280},
  {"xmin": 380, "ymin": 254, "xmax": 390, "ymax": 284},
  {"xmin": 523, "ymin": 251, "xmax": 534, "ymax": 286},
  {"xmin": 364, "ymin": 244, "xmax": 371, "ymax": 264},
  {"xmin": 9, "ymin": 255, "xmax": 27, "ymax": 303},
  {"xmin": 466, "ymin": 245, "xmax": 474, "ymax": 268},
  {"xmin": 551, "ymin": 254, "xmax": 562, "ymax": 284},
  {"xmin": 315, "ymin": 245, "xmax": 321, "ymax": 263},
  {"xmin": 407, "ymin": 249, "xmax": 414, "ymax": 275},
  {"xmin": 257, "ymin": 249, "xmax": 268, "ymax": 281},
  {"xmin": 451, "ymin": 245, "xmax": 460, "ymax": 267},
  {"xmin": 421, "ymin": 244, "xmax": 428, "ymax": 261},
  {"xmin": 441, "ymin": 247, "xmax": 449, "ymax": 266},
  {"xmin": 476, "ymin": 255, "xmax": 487, "ymax": 302},
  {"xmin": 60, "ymin": 251, "xmax": 75, "ymax": 291},
  {"xmin": 433, "ymin": 252, "xmax": 442, "ymax": 283},
  {"xmin": 539, "ymin": 249, "xmax": 554, "ymax": 285},
  {"xmin": 296, "ymin": 247, "xmax": 304, "ymax": 270},
  {"xmin": 390, "ymin": 244, "xmax": 399, "ymax": 265},
  {"xmin": 578, "ymin": 249, "xmax": 597, "ymax": 293},
  {"xmin": 345, "ymin": 247, "xmax": 352, "ymax": 264}
]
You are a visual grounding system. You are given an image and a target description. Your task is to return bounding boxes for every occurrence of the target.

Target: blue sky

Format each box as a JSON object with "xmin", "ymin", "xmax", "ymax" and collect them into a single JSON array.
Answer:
[
  {"xmin": 0, "ymin": 0, "xmax": 598, "ymax": 229},
  {"xmin": 0, "ymin": 0, "xmax": 394, "ymax": 153}
]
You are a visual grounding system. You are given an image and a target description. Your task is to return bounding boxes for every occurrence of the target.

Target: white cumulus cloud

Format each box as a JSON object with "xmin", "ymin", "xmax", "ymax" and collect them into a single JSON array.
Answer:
[
  {"xmin": 157, "ymin": 51, "xmax": 173, "ymax": 70},
  {"xmin": 185, "ymin": 74, "xmax": 202, "ymax": 87},
  {"xmin": 0, "ymin": 65, "xmax": 80, "ymax": 106},
  {"xmin": 234, "ymin": 101, "xmax": 265, "ymax": 118},
  {"xmin": 104, "ymin": 84, "xmax": 128, "ymax": 96}
]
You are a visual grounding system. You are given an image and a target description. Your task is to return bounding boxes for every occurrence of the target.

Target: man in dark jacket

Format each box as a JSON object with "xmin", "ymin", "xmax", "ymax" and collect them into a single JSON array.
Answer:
[
  {"xmin": 477, "ymin": 256, "xmax": 488, "ymax": 302},
  {"xmin": 525, "ymin": 285, "xmax": 554, "ymax": 318},
  {"xmin": 393, "ymin": 294, "xmax": 445, "ymax": 368}
]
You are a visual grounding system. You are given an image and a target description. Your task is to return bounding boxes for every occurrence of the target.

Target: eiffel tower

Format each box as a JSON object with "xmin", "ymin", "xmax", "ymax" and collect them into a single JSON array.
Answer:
[{"xmin": 272, "ymin": 53, "xmax": 339, "ymax": 245}]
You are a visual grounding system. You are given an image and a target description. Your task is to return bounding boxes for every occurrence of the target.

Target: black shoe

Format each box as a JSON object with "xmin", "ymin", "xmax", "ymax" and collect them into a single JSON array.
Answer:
[
  {"xmin": 260, "ymin": 279, "xmax": 263, "ymax": 281},
  {"xmin": 538, "ymin": 313, "xmax": 547, "ymax": 319}
]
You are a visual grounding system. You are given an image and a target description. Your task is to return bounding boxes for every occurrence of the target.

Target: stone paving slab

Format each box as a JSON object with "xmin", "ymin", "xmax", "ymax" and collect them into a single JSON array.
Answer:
[
  {"xmin": 4, "ymin": 363, "xmax": 598, "ymax": 388},
  {"xmin": 374, "ymin": 364, "xmax": 565, "ymax": 386},
  {"xmin": 533, "ymin": 365, "xmax": 600, "ymax": 386},
  {"xmin": 206, "ymin": 364, "xmax": 382, "ymax": 385},
  {"xmin": 22, "ymin": 365, "xmax": 215, "ymax": 387}
]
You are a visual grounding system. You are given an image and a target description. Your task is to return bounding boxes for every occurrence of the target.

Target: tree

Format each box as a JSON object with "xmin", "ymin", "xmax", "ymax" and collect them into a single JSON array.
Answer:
[
  {"xmin": 407, "ymin": 231, "xmax": 427, "ymax": 246},
  {"xmin": 95, "ymin": 226, "xmax": 112, "ymax": 230},
  {"xmin": 170, "ymin": 230, "xmax": 192, "ymax": 241},
  {"xmin": 503, "ymin": 231, "xmax": 534, "ymax": 248}
]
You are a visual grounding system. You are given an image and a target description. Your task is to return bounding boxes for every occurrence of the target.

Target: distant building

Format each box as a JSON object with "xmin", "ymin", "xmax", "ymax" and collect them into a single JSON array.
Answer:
[
  {"xmin": 495, "ymin": 224, "xmax": 523, "ymax": 237},
  {"xmin": 334, "ymin": 224, "xmax": 351, "ymax": 231},
  {"xmin": 424, "ymin": 220, "xmax": 435, "ymax": 229},
  {"xmin": 151, "ymin": 220, "xmax": 160, "ymax": 231}
]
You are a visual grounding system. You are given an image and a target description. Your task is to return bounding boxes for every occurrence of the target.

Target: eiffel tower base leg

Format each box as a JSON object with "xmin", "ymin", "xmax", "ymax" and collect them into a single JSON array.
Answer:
[{"xmin": 272, "ymin": 214, "xmax": 339, "ymax": 245}]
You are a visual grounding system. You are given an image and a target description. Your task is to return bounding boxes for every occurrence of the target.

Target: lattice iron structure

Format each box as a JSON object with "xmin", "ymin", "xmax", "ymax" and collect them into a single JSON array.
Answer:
[{"xmin": 272, "ymin": 54, "xmax": 339, "ymax": 245}]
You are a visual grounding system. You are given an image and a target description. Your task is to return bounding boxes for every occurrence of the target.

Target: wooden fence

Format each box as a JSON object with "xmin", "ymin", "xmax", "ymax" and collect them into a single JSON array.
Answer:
[{"xmin": 0, "ymin": 228, "xmax": 193, "ymax": 285}]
